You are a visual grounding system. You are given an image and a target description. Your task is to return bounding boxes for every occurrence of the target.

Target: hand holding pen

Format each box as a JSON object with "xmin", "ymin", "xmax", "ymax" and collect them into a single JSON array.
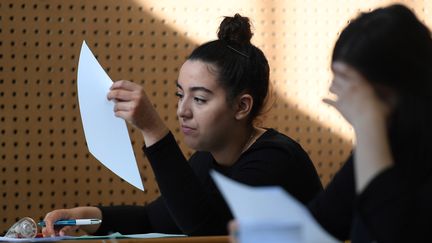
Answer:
[
  {"xmin": 38, "ymin": 219, "xmax": 102, "ymax": 227},
  {"xmin": 41, "ymin": 207, "xmax": 103, "ymax": 237}
]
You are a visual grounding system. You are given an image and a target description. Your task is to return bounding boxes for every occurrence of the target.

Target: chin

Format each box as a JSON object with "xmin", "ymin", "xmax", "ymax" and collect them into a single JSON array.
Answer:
[
  {"xmin": 184, "ymin": 137, "xmax": 213, "ymax": 152},
  {"xmin": 184, "ymin": 137, "xmax": 201, "ymax": 150}
]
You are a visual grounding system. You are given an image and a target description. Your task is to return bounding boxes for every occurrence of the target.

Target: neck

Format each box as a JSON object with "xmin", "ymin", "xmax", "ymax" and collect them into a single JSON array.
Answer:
[{"xmin": 211, "ymin": 126, "xmax": 264, "ymax": 167}]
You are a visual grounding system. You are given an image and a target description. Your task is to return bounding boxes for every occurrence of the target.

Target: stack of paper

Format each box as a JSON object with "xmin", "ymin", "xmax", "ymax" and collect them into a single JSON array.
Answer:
[{"xmin": 211, "ymin": 171, "xmax": 339, "ymax": 243}]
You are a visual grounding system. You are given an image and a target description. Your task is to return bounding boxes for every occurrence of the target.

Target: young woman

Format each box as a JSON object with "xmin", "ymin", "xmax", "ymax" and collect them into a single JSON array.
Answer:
[
  {"xmin": 42, "ymin": 14, "xmax": 322, "ymax": 237},
  {"xmin": 227, "ymin": 4, "xmax": 432, "ymax": 243},
  {"xmin": 310, "ymin": 4, "xmax": 432, "ymax": 242}
]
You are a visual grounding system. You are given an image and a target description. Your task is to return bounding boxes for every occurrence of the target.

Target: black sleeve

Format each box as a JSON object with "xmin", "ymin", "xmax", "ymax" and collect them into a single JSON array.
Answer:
[
  {"xmin": 308, "ymin": 156, "xmax": 355, "ymax": 241},
  {"xmin": 143, "ymin": 131, "xmax": 323, "ymax": 236},
  {"xmin": 143, "ymin": 132, "xmax": 224, "ymax": 236},
  {"xmin": 355, "ymin": 166, "xmax": 432, "ymax": 242},
  {"xmin": 94, "ymin": 197, "xmax": 181, "ymax": 235}
]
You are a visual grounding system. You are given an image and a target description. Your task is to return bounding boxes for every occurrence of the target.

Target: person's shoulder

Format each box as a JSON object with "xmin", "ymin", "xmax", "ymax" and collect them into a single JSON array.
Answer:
[
  {"xmin": 251, "ymin": 128, "xmax": 306, "ymax": 156},
  {"xmin": 234, "ymin": 128, "xmax": 313, "ymax": 169},
  {"xmin": 259, "ymin": 128, "xmax": 295, "ymax": 141},
  {"xmin": 235, "ymin": 129, "xmax": 322, "ymax": 194}
]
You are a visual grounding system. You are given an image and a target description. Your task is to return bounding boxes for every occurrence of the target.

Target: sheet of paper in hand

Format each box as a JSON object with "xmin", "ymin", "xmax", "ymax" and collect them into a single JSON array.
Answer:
[{"xmin": 77, "ymin": 41, "xmax": 143, "ymax": 190}]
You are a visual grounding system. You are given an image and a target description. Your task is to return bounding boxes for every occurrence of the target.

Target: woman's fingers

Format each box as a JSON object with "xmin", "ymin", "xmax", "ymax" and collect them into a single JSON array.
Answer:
[
  {"xmin": 322, "ymin": 98, "xmax": 338, "ymax": 109},
  {"xmin": 42, "ymin": 210, "xmax": 71, "ymax": 237},
  {"xmin": 106, "ymin": 79, "xmax": 168, "ymax": 140},
  {"xmin": 108, "ymin": 88, "xmax": 142, "ymax": 102},
  {"xmin": 58, "ymin": 226, "xmax": 79, "ymax": 236},
  {"xmin": 330, "ymin": 63, "xmax": 365, "ymax": 95},
  {"xmin": 110, "ymin": 80, "xmax": 140, "ymax": 91},
  {"xmin": 329, "ymin": 75, "xmax": 349, "ymax": 96},
  {"xmin": 107, "ymin": 89, "xmax": 131, "ymax": 101},
  {"xmin": 332, "ymin": 62, "xmax": 363, "ymax": 82},
  {"xmin": 113, "ymin": 101, "xmax": 135, "ymax": 112},
  {"xmin": 327, "ymin": 61, "xmax": 391, "ymax": 128}
]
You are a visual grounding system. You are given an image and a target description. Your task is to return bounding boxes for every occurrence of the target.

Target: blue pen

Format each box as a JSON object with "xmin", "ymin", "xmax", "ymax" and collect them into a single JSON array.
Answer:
[{"xmin": 38, "ymin": 219, "xmax": 102, "ymax": 227}]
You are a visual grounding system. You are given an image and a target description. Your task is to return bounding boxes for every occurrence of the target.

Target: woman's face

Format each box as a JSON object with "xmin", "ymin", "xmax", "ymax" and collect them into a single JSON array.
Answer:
[
  {"xmin": 329, "ymin": 61, "xmax": 398, "ymax": 125},
  {"xmin": 176, "ymin": 60, "xmax": 238, "ymax": 151},
  {"xmin": 331, "ymin": 61, "xmax": 398, "ymax": 110}
]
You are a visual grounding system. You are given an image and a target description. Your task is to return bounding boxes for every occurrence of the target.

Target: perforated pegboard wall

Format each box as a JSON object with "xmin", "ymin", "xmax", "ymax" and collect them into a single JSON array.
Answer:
[{"xmin": 1, "ymin": 0, "xmax": 431, "ymax": 234}]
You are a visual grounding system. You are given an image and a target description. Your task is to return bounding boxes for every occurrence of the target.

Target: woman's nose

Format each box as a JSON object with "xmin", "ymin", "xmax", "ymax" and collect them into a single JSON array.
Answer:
[{"xmin": 177, "ymin": 98, "xmax": 192, "ymax": 119}]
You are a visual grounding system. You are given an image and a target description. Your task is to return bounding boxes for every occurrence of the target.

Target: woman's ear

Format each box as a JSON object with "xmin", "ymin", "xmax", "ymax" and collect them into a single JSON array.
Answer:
[{"xmin": 234, "ymin": 94, "xmax": 253, "ymax": 120}]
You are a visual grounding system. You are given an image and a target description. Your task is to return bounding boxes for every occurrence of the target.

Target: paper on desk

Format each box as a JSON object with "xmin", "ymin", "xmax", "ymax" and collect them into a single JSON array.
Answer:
[
  {"xmin": 0, "ymin": 236, "xmax": 74, "ymax": 242},
  {"xmin": 70, "ymin": 232, "xmax": 186, "ymax": 239},
  {"xmin": 77, "ymin": 41, "xmax": 143, "ymax": 190},
  {"xmin": 0, "ymin": 233, "xmax": 186, "ymax": 242},
  {"xmin": 211, "ymin": 171, "xmax": 339, "ymax": 243}
]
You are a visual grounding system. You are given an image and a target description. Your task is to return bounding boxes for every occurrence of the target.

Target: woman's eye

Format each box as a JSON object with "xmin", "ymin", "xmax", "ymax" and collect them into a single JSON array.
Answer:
[
  {"xmin": 175, "ymin": 92, "xmax": 183, "ymax": 99},
  {"xmin": 194, "ymin": 97, "xmax": 206, "ymax": 104}
]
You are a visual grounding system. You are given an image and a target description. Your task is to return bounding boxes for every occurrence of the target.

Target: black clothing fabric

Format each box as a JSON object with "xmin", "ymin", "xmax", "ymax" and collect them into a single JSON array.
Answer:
[
  {"xmin": 309, "ymin": 156, "xmax": 432, "ymax": 243},
  {"xmin": 96, "ymin": 129, "xmax": 322, "ymax": 236}
]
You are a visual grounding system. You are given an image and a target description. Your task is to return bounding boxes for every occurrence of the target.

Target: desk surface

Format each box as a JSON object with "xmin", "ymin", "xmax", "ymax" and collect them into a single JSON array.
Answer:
[{"xmin": 64, "ymin": 236, "xmax": 229, "ymax": 243}]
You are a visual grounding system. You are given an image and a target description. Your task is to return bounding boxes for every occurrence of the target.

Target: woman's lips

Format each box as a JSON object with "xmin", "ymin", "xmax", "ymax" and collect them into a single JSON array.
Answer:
[{"xmin": 181, "ymin": 125, "xmax": 196, "ymax": 135}]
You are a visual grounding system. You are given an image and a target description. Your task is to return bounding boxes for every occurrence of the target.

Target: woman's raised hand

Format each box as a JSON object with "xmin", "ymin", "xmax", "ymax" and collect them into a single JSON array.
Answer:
[
  {"xmin": 323, "ymin": 62, "xmax": 391, "ymax": 129},
  {"xmin": 107, "ymin": 80, "xmax": 169, "ymax": 146}
]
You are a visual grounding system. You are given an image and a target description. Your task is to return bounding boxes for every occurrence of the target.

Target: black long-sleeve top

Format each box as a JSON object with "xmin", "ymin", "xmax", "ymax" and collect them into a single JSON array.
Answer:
[
  {"xmin": 95, "ymin": 129, "xmax": 322, "ymax": 236},
  {"xmin": 309, "ymin": 156, "xmax": 432, "ymax": 242}
]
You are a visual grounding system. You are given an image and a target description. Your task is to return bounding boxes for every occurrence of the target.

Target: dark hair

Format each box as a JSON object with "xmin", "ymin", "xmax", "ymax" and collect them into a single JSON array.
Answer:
[
  {"xmin": 333, "ymin": 4, "xmax": 432, "ymax": 174},
  {"xmin": 188, "ymin": 14, "xmax": 270, "ymax": 123}
]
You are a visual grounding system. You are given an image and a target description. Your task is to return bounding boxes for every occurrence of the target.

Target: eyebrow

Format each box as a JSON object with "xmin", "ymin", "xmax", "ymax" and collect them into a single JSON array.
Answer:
[{"xmin": 176, "ymin": 82, "xmax": 214, "ymax": 94}]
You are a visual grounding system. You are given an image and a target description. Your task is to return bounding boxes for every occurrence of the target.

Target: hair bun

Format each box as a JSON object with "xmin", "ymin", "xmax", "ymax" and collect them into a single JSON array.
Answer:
[{"xmin": 217, "ymin": 14, "xmax": 253, "ymax": 45}]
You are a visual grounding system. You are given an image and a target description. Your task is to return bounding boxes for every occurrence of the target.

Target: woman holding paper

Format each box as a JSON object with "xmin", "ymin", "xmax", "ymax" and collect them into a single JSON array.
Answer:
[
  {"xmin": 42, "ymin": 14, "xmax": 322, "ymax": 237},
  {"xmin": 230, "ymin": 4, "xmax": 432, "ymax": 243}
]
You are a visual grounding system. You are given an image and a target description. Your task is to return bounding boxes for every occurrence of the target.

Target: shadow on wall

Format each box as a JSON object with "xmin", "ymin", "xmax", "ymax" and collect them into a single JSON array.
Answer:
[
  {"xmin": 255, "ymin": 0, "xmax": 353, "ymax": 185},
  {"xmin": 0, "ymin": 0, "xmax": 351, "ymax": 234}
]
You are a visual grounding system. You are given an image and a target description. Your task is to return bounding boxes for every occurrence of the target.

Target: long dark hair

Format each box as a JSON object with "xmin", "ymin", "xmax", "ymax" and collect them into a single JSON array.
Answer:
[
  {"xmin": 333, "ymin": 4, "xmax": 432, "ymax": 175},
  {"xmin": 188, "ymin": 14, "xmax": 270, "ymax": 123}
]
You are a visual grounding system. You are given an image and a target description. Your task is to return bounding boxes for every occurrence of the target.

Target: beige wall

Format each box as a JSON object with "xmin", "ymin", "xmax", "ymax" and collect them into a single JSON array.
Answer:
[{"xmin": 1, "ymin": 0, "xmax": 430, "ymax": 234}]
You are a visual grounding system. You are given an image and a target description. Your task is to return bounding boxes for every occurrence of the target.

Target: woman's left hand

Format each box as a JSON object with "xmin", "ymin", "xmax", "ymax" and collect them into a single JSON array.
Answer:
[{"xmin": 323, "ymin": 62, "xmax": 390, "ymax": 129}]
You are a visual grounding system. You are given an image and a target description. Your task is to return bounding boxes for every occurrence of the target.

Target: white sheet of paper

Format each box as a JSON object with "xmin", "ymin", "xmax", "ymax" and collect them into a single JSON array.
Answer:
[
  {"xmin": 0, "ymin": 233, "xmax": 186, "ymax": 242},
  {"xmin": 68, "ymin": 232, "xmax": 186, "ymax": 239},
  {"xmin": 211, "ymin": 171, "xmax": 339, "ymax": 243},
  {"xmin": 77, "ymin": 41, "xmax": 143, "ymax": 190}
]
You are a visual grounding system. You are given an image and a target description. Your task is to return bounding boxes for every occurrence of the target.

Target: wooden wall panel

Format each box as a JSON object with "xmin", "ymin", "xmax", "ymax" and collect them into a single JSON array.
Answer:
[{"xmin": 1, "ymin": 0, "xmax": 431, "ymax": 234}]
